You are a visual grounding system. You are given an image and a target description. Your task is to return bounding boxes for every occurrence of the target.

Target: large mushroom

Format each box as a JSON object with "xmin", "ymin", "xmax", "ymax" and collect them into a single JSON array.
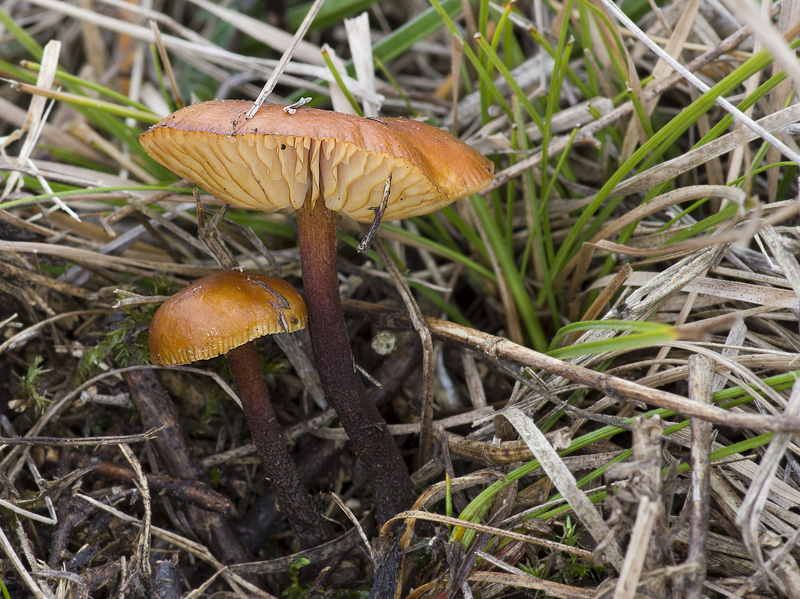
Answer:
[
  {"xmin": 141, "ymin": 100, "xmax": 494, "ymax": 523},
  {"xmin": 149, "ymin": 270, "xmax": 332, "ymax": 549}
]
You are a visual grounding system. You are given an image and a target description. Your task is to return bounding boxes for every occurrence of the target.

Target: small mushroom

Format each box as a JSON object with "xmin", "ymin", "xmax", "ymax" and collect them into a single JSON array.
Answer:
[
  {"xmin": 149, "ymin": 270, "xmax": 331, "ymax": 549},
  {"xmin": 141, "ymin": 100, "xmax": 494, "ymax": 523}
]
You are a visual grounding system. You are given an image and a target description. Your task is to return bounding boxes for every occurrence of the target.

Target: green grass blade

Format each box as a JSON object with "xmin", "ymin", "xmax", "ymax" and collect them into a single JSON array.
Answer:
[{"xmin": 471, "ymin": 196, "xmax": 547, "ymax": 350}]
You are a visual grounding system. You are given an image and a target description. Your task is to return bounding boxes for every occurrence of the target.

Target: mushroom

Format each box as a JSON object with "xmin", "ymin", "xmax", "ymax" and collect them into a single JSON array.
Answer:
[
  {"xmin": 141, "ymin": 100, "xmax": 495, "ymax": 523},
  {"xmin": 149, "ymin": 270, "xmax": 332, "ymax": 549}
]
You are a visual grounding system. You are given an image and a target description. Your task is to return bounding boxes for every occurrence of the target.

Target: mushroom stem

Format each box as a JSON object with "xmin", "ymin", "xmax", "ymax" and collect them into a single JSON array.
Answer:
[
  {"xmin": 226, "ymin": 340, "xmax": 332, "ymax": 549},
  {"xmin": 296, "ymin": 199, "xmax": 414, "ymax": 524}
]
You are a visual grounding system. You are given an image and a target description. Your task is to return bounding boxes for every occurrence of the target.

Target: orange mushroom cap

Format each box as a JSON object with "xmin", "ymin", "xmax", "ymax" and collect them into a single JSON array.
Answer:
[
  {"xmin": 149, "ymin": 271, "xmax": 307, "ymax": 366},
  {"xmin": 140, "ymin": 99, "xmax": 494, "ymax": 223}
]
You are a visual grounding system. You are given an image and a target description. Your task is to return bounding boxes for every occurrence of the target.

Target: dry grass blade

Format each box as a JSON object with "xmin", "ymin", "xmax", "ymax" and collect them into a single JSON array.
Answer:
[
  {"xmin": 595, "ymin": 0, "xmax": 800, "ymax": 164},
  {"xmin": 0, "ymin": 240, "xmax": 217, "ymax": 277},
  {"xmin": 383, "ymin": 509, "xmax": 599, "ymax": 560},
  {"xmin": 464, "ymin": 571, "xmax": 595, "ymax": 598},
  {"xmin": 760, "ymin": 225, "xmax": 800, "ymax": 303},
  {"xmin": 0, "ymin": 525, "xmax": 52, "ymax": 599},
  {"xmin": 501, "ymin": 406, "xmax": 624, "ymax": 569},
  {"xmin": 246, "ymin": 0, "xmax": 327, "ymax": 115},
  {"xmin": 0, "ymin": 496, "xmax": 56, "ymax": 525},
  {"xmin": 592, "ymin": 271, "xmax": 799, "ymax": 308},
  {"xmin": 736, "ymin": 377, "xmax": 800, "ymax": 589},
  {"xmin": 187, "ymin": 0, "xmax": 323, "ymax": 66}
]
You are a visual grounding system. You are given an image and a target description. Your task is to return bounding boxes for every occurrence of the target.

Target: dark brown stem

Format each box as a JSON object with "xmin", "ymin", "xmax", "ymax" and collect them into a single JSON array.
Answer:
[
  {"xmin": 296, "ymin": 199, "xmax": 414, "ymax": 524},
  {"xmin": 227, "ymin": 341, "xmax": 332, "ymax": 549}
]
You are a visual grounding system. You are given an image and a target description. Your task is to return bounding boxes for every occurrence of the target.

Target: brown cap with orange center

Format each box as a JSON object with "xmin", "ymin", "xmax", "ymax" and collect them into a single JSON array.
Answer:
[
  {"xmin": 139, "ymin": 99, "xmax": 494, "ymax": 223},
  {"xmin": 149, "ymin": 270, "xmax": 307, "ymax": 366}
]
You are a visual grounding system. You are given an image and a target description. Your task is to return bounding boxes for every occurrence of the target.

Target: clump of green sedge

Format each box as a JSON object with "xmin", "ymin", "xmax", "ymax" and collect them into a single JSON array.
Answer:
[{"xmin": 13, "ymin": 355, "xmax": 52, "ymax": 413}]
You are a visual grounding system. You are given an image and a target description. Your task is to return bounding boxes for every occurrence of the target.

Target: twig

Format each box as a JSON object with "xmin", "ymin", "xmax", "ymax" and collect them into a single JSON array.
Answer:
[
  {"xmin": 612, "ymin": 417, "xmax": 665, "ymax": 598},
  {"xmin": 246, "ymin": 0, "xmax": 327, "ymax": 117},
  {"xmin": 357, "ymin": 176, "xmax": 391, "ymax": 253},
  {"xmin": 681, "ymin": 355, "xmax": 714, "ymax": 599},
  {"xmin": 0, "ymin": 430, "xmax": 160, "ymax": 447},
  {"xmin": 69, "ymin": 451, "xmax": 232, "ymax": 514},
  {"xmin": 341, "ymin": 299, "xmax": 800, "ymax": 433}
]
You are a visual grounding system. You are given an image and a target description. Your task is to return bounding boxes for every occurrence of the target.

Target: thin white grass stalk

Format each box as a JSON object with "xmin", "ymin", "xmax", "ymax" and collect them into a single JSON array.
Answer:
[
  {"xmin": 29, "ymin": 155, "xmax": 80, "ymax": 221},
  {"xmin": 2, "ymin": 41, "xmax": 79, "ymax": 220},
  {"xmin": 247, "ymin": 0, "xmax": 327, "ymax": 117},
  {"xmin": 0, "ymin": 525, "xmax": 50, "ymax": 599},
  {"xmin": 323, "ymin": 44, "xmax": 356, "ymax": 115},
  {"xmin": 0, "ymin": 497, "xmax": 56, "ymax": 525},
  {"xmin": 331, "ymin": 492, "xmax": 374, "ymax": 562},
  {"xmin": 31, "ymin": 111, "xmax": 81, "ymax": 222},
  {"xmin": 187, "ymin": 0, "xmax": 323, "ymax": 65},
  {"xmin": 120, "ymin": 443, "xmax": 152, "ymax": 582},
  {"xmin": 736, "ymin": 378, "xmax": 800, "ymax": 580},
  {"xmin": 345, "ymin": 13, "xmax": 379, "ymax": 117},
  {"xmin": 94, "ymin": 0, "xmax": 215, "ymax": 49},
  {"xmin": 723, "ymin": 0, "xmax": 800, "ymax": 94},
  {"xmin": 24, "ymin": 0, "xmax": 370, "ymax": 94},
  {"xmin": 594, "ymin": 0, "xmax": 800, "ymax": 167},
  {"xmin": 24, "ymin": 0, "xmax": 268, "ymax": 69}
]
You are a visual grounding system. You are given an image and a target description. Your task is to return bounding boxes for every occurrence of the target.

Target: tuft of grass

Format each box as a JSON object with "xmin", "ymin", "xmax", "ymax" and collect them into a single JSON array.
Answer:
[{"xmin": 15, "ymin": 356, "xmax": 52, "ymax": 413}]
